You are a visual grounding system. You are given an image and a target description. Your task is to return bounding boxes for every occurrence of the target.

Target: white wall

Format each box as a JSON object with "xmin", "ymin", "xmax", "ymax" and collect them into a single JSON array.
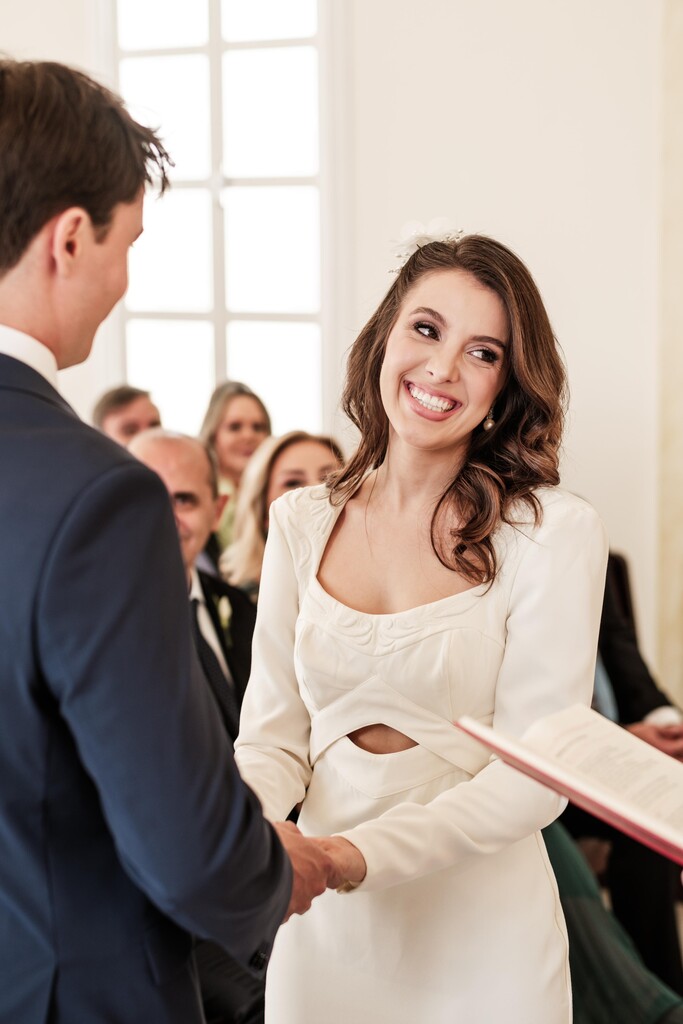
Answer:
[
  {"xmin": 0, "ymin": 0, "xmax": 665, "ymax": 668},
  {"xmin": 340, "ymin": 0, "xmax": 662, "ymax": 667}
]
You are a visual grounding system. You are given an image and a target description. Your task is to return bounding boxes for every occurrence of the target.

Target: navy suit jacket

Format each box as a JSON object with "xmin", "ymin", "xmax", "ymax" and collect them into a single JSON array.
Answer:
[{"xmin": 0, "ymin": 355, "xmax": 291, "ymax": 1023}]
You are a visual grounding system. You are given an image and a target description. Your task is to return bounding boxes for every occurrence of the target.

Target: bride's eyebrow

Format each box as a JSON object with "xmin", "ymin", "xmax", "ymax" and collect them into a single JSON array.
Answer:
[
  {"xmin": 408, "ymin": 306, "xmax": 447, "ymax": 327},
  {"xmin": 471, "ymin": 335, "xmax": 507, "ymax": 351}
]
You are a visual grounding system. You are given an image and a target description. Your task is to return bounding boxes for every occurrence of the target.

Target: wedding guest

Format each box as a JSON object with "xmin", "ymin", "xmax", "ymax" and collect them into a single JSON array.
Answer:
[
  {"xmin": 199, "ymin": 381, "xmax": 271, "ymax": 564},
  {"xmin": 234, "ymin": 230, "xmax": 608, "ymax": 1022},
  {"xmin": 222, "ymin": 431, "xmax": 344, "ymax": 601},
  {"xmin": 92, "ymin": 384, "xmax": 161, "ymax": 446}
]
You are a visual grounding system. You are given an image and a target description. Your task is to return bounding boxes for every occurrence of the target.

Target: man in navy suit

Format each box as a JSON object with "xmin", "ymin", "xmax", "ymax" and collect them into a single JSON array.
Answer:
[{"xmin": 0, "ymin": 58, "xmax": 335, "ymax": 1023}]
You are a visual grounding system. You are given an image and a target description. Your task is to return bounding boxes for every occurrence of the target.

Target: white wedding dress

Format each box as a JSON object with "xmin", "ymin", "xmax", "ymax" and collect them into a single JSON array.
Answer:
[{"xmin": 235, "ymin": 484, "xmax": 607, "ymax": 1023}]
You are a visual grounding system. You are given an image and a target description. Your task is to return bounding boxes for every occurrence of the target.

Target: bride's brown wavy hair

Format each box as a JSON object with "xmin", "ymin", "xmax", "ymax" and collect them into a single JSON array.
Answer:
[{"xmin": 328, "ymin": 234, "xmax": 567, "ymax": 585}]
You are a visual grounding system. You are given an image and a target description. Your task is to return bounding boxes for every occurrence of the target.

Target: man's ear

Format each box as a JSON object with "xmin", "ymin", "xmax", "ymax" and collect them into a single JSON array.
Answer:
[
  {"xmin": 51, "ymin": 207, "xmax": 90, "ymax": 277},
  {"xmin": 212, "ymin": 493, "xmax": 229, "ymax": 531}
]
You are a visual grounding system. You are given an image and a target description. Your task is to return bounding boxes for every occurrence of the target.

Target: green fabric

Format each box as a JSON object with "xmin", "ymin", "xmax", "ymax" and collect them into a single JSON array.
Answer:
[{"xmin": 544, "ymin": 821, "xmax": 683, "ymax": 1024}]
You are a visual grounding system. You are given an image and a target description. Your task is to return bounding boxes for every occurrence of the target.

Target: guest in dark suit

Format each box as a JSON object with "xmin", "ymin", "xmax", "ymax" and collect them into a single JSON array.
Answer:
[
  {"xmin": 131, "ymin": 428, "xmax": 267, "ymax": 1023},
  {"xmin": 563, "ymin": 553, "xmax": 683, "ymax": 994},
  {"xmin": 0, "ymin": 58, "xmax": 335, "ymax": 1024}
]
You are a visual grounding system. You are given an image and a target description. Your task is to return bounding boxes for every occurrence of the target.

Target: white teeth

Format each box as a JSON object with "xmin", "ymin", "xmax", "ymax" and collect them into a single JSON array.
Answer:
[{"xmin": 408, "ymin": 384, "xmax": 455, "ymax": 413}]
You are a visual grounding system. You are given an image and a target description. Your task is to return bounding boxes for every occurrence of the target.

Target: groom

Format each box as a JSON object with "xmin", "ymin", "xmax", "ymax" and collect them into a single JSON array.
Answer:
[{"xmin": 0, "ymin": 58, "xmax": 335, "ymax": 1023}]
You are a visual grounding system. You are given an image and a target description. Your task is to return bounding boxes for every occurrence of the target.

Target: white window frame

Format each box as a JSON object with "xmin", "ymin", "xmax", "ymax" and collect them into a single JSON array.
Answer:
[{"xmin": 95, "ymin": 0, "xmax": 351, "ymax": 436}]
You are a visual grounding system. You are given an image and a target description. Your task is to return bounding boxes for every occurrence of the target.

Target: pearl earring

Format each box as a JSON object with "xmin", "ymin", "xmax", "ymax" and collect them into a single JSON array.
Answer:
[{"xmin": 482, "ymin": 408, "xmax": 495, "ymax": 431}]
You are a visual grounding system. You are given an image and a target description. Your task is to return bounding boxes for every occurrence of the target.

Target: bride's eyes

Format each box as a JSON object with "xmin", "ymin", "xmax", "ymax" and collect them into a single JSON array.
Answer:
[
  {"xmin": 414, "ymin": 321, "xmax": 439, "ymax": 340},
  {"xmin": 409, "ymin": 321, "xmax": 502, "ymax": 365},
  {"xmin": 470, "ymin": 346, "xmax": 500, "ymax": 365}
]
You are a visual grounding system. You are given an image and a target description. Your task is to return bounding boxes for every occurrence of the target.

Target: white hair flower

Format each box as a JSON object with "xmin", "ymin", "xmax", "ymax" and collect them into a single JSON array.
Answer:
[{"xmin": 391, "ymin": 218, "xmax": 465, "ymax": 272}]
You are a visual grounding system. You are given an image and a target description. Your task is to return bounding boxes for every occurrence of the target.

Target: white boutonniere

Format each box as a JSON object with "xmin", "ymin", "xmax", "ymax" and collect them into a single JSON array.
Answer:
[{"xmin": 216, "ymin": 595, "xmax": 232, "ymax": 640}]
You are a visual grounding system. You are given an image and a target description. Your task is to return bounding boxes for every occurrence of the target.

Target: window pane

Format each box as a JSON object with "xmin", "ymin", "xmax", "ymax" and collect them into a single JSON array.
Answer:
[
  {"xmin": 117, "ymin": 0, "xmax": 209, "ymax": 50},
  {"xmin": 126, "ymin": 319, "xmax": 214, "ymax": 435},
  {"xmin": 223, "ymin": 48, "xmax": 318, "ymax": 177},
  {"xmin": 227, "ymin": 321, "xmax": 321, "ymax": 433},
  {"xmin": 119, "ymin": 55, "xmax": 211, "ymax": 181},
  {"xmin": 224, "ymin": 186, "xmax": 319, "ymax": 313},
  {"xmin": 127, "ymin": 190, "xmax": 213, "ymax": 313},
  {"xmin": 222, "ymin": 0, "xmax": 316, "ymax": 42}
]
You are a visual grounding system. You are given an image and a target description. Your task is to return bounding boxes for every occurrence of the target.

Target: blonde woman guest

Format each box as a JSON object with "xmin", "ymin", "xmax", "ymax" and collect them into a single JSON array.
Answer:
[
  {"xmin": 199, "ymin": 381, "xmax": 271, "ymax": 561},
  {"xmin": 222, "ymin": 431, "xmax": 344, "ymax": 601},
  {"xmin": 234, "ymin": 232, "xmax": 608, "ymax": 1023}
]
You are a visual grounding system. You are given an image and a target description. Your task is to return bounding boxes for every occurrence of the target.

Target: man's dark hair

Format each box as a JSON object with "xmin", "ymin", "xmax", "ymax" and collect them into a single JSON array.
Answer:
[
  {"xmin": 92, "ymin": 386, "xmax": 153, "ymax": 429},
  {"xmin": 0, "ymin": 59, "xmax": 172, "ymax": 273}
]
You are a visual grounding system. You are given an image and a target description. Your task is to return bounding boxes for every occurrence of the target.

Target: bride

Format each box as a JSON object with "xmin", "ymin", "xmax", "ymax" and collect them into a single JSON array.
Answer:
[{"xmin": 235, "ymin": 231, "xmax": 608, "ymax": 1023}]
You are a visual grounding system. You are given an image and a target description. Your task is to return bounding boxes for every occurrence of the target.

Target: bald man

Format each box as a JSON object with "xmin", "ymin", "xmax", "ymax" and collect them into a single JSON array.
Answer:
[{"xmin": 130, "ymin": 429, "xmax": 254, "ymax": 743}]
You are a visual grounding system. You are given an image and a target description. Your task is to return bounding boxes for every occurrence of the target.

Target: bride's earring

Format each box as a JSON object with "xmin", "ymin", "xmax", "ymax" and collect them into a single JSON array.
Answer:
[{"xmin": 482, "ymin": 407, "xmax": 495, "ymax": 431}]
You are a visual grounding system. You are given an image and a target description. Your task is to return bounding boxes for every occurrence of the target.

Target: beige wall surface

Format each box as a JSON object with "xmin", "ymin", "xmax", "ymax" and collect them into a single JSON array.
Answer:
[
  {"xmin": 0, "ymin": 0, "xmax": 675, "ymax": 680},
  {"xmin": 660, "ymin": 0, "xmax": 683, "ymax": 697}
]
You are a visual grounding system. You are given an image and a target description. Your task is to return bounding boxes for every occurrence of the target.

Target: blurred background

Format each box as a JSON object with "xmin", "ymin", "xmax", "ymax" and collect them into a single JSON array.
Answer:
[{"xmin": 1, "ymin": 0, "xmax": 681, "ymax": 696}]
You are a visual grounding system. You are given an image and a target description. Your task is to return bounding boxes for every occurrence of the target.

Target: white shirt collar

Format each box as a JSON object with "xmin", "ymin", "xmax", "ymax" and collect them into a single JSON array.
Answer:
[
  {"xmin": 0, "ymin": 325, "xmax": 58, "ymax": 389},
  {"xmin": 189, "ymin": 566, "xmax": 204, "ymax": 603}
]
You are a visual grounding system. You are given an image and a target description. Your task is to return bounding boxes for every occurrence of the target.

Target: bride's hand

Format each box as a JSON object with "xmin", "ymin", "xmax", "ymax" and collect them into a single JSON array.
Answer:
[{"xmin": 309, "ymin": 835, "xmax": 367, "ymax": 891}]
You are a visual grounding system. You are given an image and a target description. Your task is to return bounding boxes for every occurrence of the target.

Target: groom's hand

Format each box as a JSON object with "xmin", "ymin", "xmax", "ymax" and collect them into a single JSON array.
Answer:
[{"xmin": 274, "ymin": 821, "xmax": 335, "ymax": 921}]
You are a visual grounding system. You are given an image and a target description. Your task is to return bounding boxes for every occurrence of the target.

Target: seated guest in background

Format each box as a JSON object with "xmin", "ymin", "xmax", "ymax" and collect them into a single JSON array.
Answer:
[
  {"xmin": 222, "ymin": 431, "xmax": 344, "ymax": 601},
  {"xmin": 199, "ymin": 381, "xmax": 271, "ymax": 566},
  {"xmin": 92, "ymin": 383, "xmax": 161, "ymax": 446},
  {"xmin": 563, "ymin": 552, "xmax": 683, "ymax": 995},
  {"xmin": 130, "ymin": 428, "xmax": 264, "ymax": 1024},
  {"xmin": 130, "ymin": 429, "xmax": 255, "ymax": 743}
]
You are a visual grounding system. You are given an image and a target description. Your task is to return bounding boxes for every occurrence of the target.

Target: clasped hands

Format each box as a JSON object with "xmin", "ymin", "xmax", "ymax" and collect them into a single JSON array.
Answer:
[{"xmin": 274, "ymin": 821, "xmax": 367, "ymax": 922}]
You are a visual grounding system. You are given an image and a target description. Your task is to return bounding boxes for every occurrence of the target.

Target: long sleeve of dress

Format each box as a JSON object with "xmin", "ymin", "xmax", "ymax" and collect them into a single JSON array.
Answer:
[{"xmin": 235, "ymin": 498, "xmax": 313, "ymax": 820}]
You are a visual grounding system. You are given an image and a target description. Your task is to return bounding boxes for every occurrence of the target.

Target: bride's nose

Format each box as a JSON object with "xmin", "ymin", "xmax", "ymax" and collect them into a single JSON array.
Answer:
[{"xmin": 424, "ymin": 349, "xmax": 460, "ymax": 384}]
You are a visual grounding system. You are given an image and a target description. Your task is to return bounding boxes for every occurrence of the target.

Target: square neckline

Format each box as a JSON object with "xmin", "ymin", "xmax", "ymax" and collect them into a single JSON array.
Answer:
[{"xmin": 311, "ymin": 489, "xmax": 488, "ymax": 619}]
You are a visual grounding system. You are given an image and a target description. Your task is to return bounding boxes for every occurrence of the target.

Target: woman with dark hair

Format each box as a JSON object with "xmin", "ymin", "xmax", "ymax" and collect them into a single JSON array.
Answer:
[{"xmin": 235, "ymin": 232, "xmax": 608, "ymax": 1022}]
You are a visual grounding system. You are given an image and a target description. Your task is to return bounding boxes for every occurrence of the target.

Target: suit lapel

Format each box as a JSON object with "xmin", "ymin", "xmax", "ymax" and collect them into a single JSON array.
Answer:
[{"xmin": 198, "ymin": 575, "xmax": 252, "ymax": 704}]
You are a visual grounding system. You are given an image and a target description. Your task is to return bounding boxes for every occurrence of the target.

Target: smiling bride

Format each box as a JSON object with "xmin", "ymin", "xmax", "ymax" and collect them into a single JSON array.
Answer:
[{"xmin": 234, "ymin": 231, "xmax": 608, "ymax": 1023}]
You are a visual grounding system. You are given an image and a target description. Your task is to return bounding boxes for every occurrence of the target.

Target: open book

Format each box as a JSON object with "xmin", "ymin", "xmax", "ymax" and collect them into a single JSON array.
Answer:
[{"xmin": 456, "ymin": 704, "xmax": 683, "ymax": 864}]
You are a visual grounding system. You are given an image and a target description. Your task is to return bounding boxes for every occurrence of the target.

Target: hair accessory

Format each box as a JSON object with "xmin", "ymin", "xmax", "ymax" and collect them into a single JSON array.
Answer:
[
  {"xmin": 482, "ymin": 407, "xmax": 495, "ymax": 431},
  {"xmin": 391, "ymin": 218, "xmax": 465, "ymax": 272}
]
